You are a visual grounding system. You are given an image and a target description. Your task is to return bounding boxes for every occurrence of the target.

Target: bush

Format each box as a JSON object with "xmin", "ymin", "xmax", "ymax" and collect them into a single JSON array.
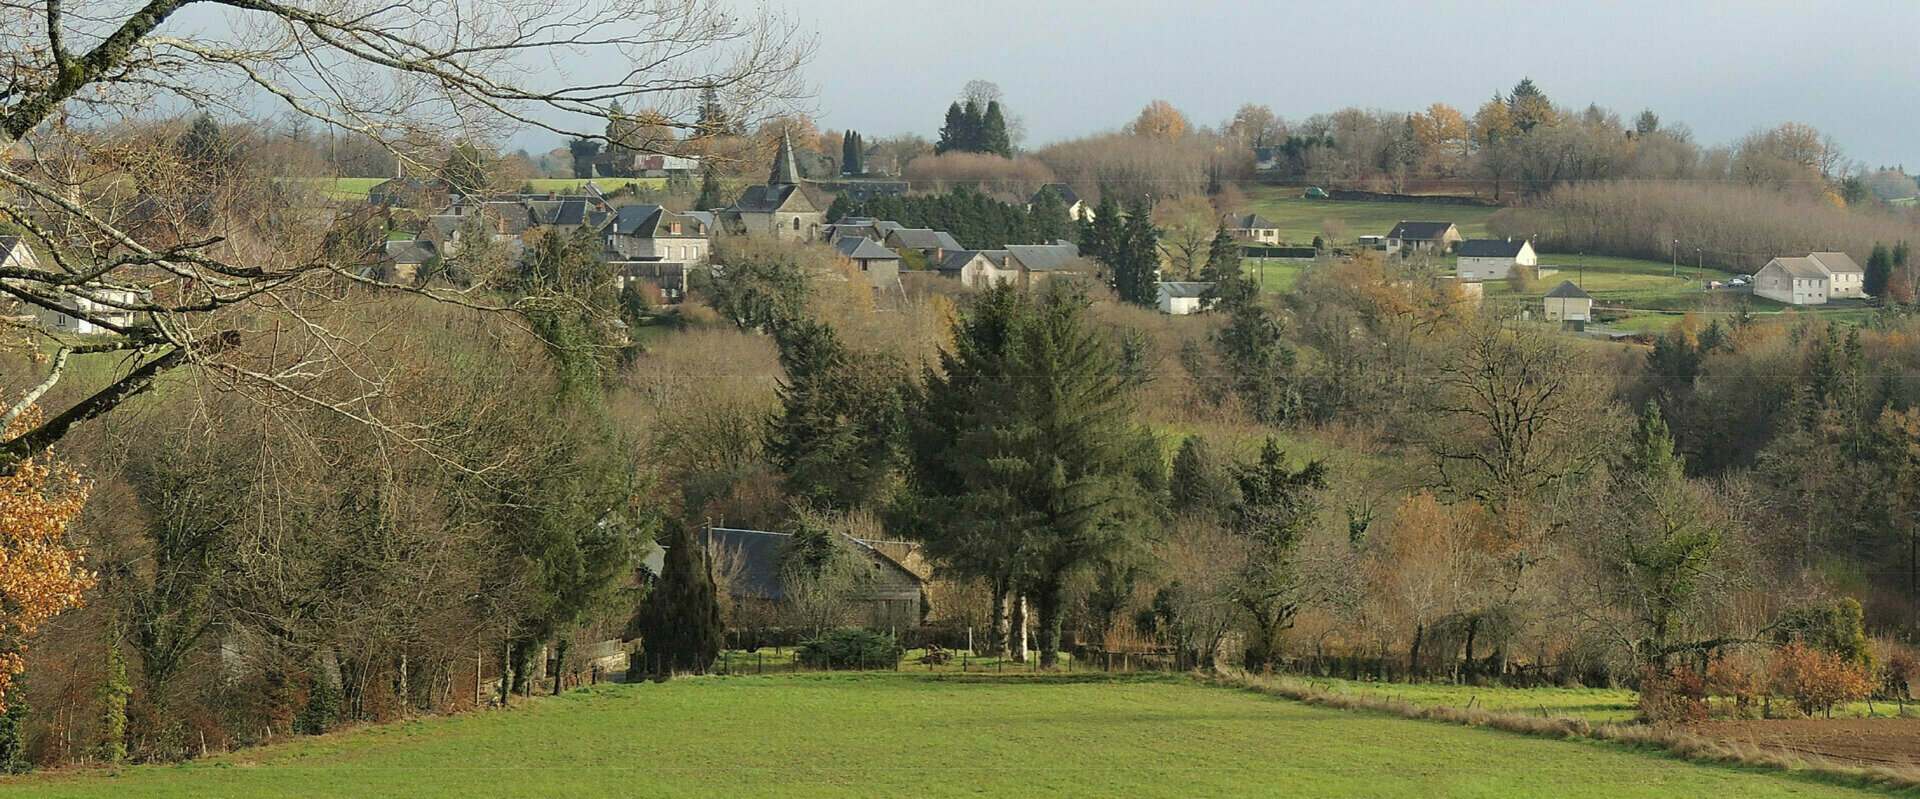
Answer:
[
  {"xmin": 1875, "ymin": 643, "xmax": 1917, "ymax": 701},
  {"xmin": 1637, "ymin": 666, "xmax": 1707, "ymax": 724},
  {"xmin": 1771, "ymin": 642, "xmax": 1875, "ymax": 718},
  {"xmin": 796, "ymin": 629, "xmax": 900, "ymax": 670},
  {"xmin": 1705, "ymin": 653, "xmax": 1768, "ymax": 719}
]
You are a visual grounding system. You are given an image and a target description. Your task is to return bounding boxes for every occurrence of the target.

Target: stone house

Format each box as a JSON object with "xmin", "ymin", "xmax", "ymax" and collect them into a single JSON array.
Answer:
[
  {"xmin": 1752, "ymin": 252, "xmax": 1865, "ymax": 305},
  {"xmin": 2, "ymin": 236, "xmax": 144, "ymax": 334},
  {"xmin": 1386, "ymin": 221, "xmax": 1463, "ymax": 254},
  {"xmin": 698, "ymin": 527, "xmax": 925, "ymax": 632},
  {"xmin": 1542, "ymin": 280, "xmax": 1593, "ymax": 322},
  {"xmin": 722, "ymin": 132, "xmax": 824, "ymax": 241}
]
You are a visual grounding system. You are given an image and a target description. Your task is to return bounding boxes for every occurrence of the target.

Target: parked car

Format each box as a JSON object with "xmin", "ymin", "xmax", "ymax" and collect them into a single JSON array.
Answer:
[
  {"xmin": 1707, "ymin": 280, "xmax": 1725, "ymax": 289},
  {"xmin": 1729, "ymin": 278, "xmax": 1749, "ymax": 286},
  {"xmin": 1302, "ymin": 187, "xmax": 1329, "ymax": 199}
]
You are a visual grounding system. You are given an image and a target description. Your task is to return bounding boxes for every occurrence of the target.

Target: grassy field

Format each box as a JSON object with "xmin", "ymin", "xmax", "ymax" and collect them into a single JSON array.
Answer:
[
  {"xmin": 1241, "ymin": 186, "xmax": 1501, "ymax": 245},
  {"xmin": 4, "ymin": 673, "xmax": 1899, "ymax": 798}
]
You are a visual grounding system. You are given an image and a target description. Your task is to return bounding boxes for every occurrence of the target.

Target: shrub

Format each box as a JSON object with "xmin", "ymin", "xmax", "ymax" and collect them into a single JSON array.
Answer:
[
  {"xmin": 1771, "ymin": 642, "xmax": 1875, "ymax": 718},
  {"xmin": 1637, "ymin": 667, "xmax": 1708, "ymax": 724},
  {"xmin": 1877, "ymin": 644, "xmax": 1917, "ymax": 701},
  {"xmin": 1705, "ymin": 653, "xmax": 1768, "ymax": 719},
  {"xmin": 796, "ymin": 629, "xmax": 900, "ymax": 670},
  {"xmin": 1772, "ymin": 598, "xmax": 1873, "ymax": 669}
]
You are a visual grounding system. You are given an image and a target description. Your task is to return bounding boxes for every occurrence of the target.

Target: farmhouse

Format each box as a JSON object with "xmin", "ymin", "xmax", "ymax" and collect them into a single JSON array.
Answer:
[
  {"xmin": 884, "ymin": 228, "xmax": 962, "ymax": 261},
  {"xmin": 1455, "ymin": 238, "xmax": 1537, "ymax": 281},
  {"xmin": 1221, "ymin": 213, "xmax": 1281, "ymax": 245},
  {"xmin": 1386, "ymin": 221, "xmax": 1462, "ymax": 254},
  {"xmin": 937, "ymin": 249, "xmax": 1020, "ymax": 288},
  {"xmin": 1752, "ymin": 252, "xmax": 1865, "ymax": 305},
  {"xmin": 1542, "ymin": 280, "xmax": 1593, "ymax": 323},
  {"xmin": 1158, "ymin": 281, "xmax": 1215, "ymax": 315},
  {"xmin": 834, "ymin": 236, "xmax": 904, "ymax": 295},
  {"xmin": 699, "ymin": 527, "xmax": 924, "ymax": 632},
  {"xmin": 1030, "ymin": 183, "xmax": 1094, "ymax": 222},
  {"xmin": 722, "ymin": 132, "xmax": 824, "ymax": 241},
  {"xmin": 1, "ymin": 236, "xmax": 144, "ymax": 334}
]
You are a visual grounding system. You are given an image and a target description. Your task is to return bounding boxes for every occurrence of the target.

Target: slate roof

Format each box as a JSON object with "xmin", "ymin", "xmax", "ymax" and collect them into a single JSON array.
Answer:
[
  {"xmin": 1388, "ymin": 221, "xmax": 1458, "ymax": 240},
  {"xmin": 887, "ymin": 229, "xmax": 962, "ymax": 251},
  {"xmin": 1032, "ymin": 183, "xmax": 1081, "ymax": 207},
  {"xmin": 426, "ymin": 214, "xmax": 465, "ymax": 240},
  {"xmin": 1767, "ymin": 257, "xmax": 1828, "ymax": 280},
  {"xmin": 384, "ymin": 239, "xmax": 437, "ymax": 265},
  {"xmin": 835, "ymin": 237, "xmax": 900, "ymax": 261},
  {"xmin": 1222, "ymin": 213, "xmax": 1277, "ymax": 230},
  {"xmin": 698, "ymin": 527, "xmax": 923, "ymax": 601},
  {"xmin": 1807, "ymin": 251, "xmax": 1863, "ymax": 274},
  {"xmin": 1457, "ymin": 239, "xmax": 1530, "ymax": 258},
  {"xmin": 1543, "ymin": 280, "xmax": 1592, "ymax": 299},
  {"xmin": 0, "ymin": 235, "xmax": 24, "ymax": 264},
  {"xmin": 733, "ymin": 183, "xmax": 803, "ymax": 213},
  {"xmin": 1159, "ymin": 281, "xmax": 1214, "ymax": 299},
  {"xmin": 770, "ymin": 132, "xmax": 802, "ymax": 186},
  {"xmin": 479, "ymin": 201, "xmax": 534, "ymax": 234},
  {"xmin": 607, "ymin": 203, "xmax": 708, "ymax": 238},
  {"xmin": 1006, "ymin": 242, "xmax": 1083, "ymax": 272},
  {"xmin": 683, "ymin": 211, "xmax": 717, "ymax": 229},
  {"xmin": 937, "ymin": 249, "xmax": 1014, "ymax": 272},
  {"xmin": 526, "ymin": 199, "xmax": 590, "ymax": 227}
]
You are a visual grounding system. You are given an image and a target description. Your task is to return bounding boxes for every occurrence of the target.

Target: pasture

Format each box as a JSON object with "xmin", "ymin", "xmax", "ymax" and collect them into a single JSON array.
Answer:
[{"xmin": 4, "ymin": 673, "xmax": 1899, "ymax": 798}]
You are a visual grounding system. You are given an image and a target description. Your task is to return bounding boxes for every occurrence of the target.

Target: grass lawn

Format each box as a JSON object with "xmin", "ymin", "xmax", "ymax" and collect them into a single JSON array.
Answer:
[
  {"xmin": 4, "ymin": 673, "xmax": 1897, "ymax": 798},
  {"xmin": 1241, "ymin": 187, "xmax": 1502, "ymax": 245}
]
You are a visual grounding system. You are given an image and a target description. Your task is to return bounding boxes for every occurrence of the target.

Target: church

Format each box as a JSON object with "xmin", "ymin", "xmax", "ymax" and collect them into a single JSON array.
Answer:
[{"xmin": 721, "ymin": 131, "xmax": 824, "ymax": 241}]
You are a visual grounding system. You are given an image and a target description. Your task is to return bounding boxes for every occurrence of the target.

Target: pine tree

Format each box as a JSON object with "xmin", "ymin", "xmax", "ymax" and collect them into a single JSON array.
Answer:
[
  {"xmin": 694, "ymin": 87, "xmax": 731, "ymax": 138},
  {"xmin": 1200, "ymin": 223, "xmax": 1252, "ymax": 310},
  {"xmin": 1112, "ymin": 197, "xmax": 1160, "ymax": 307},
  {"xmin": 1866, "ymin": 242, "xmax": 1893, "ymax": 298},
  {"xmin": 695, "ymin": 165, "xmax": 728, "ymax": 211},
  {"xmin": 849, "ymin": 131, "xmax": 864, "ymax": 174},
  {"xmin": 766, "ymin": 319, "xmax": 905, "ymax": 512},
  {"xmin": 629, "ymin": 524, "xmax": 724, "ymax": 677},
  {"xmin": 1231, "ymin": 438, "xmax": 1327, "ymax": 669},
  {"xmin": 982, "ymin": 101, "xmax": 1012, "ymax": 157},
  {"xmin": 1030, "ymin": 186, "xmax": 1071, "ymax": 242},
  {"xmin": 961, "ymin": 99, "xmax": 985, "ymax": 153},
  {"xmin": 1170, "ymin": 435, "xmax": 1238, "ymax": 515},
  {"xmin": 1085, "ymin": 196, "xmax": 1123, "ymax": 264},
  {"xmin": 439, "ymin": 141, "xmax": 489, "ymax": 196},
  {"xmin": 935, "ymin": 102, "xmax": 967, "ymax": 155},
  {"xmin": 179, "ymin": 113, "xmax": 233, "ymax": 172},
  {"xmin": 1215, "ymin": 299, "xmax": 1296, "ymax": 424},
  {"xmin": 1507, "ymin": 77, "xmax": 1554, "ymax": 132}
]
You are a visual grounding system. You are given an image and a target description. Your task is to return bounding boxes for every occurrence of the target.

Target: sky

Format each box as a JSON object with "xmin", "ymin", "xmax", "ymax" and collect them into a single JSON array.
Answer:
[{"xmin": 798, "ymin": 0, "xmax": 1920, "ymax": 168}]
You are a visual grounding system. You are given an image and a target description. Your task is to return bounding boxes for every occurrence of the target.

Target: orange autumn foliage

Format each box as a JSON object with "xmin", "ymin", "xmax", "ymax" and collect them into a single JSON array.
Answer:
[{"xmin": 0, "ymin": 404, "xmax": 94, "ymax": 712}]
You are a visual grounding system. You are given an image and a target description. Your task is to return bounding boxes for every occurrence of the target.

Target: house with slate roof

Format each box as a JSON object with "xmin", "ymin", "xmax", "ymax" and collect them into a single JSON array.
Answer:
[
  {"xmin": 1222, "ymin": 213, "xmax": 1281, "ymax": 245},
  {"xmin": 688, "ymin": 527, "xmax": 925, "ymax": 632},
  {"xmin": 1542, "ymin": 280, "xmax": 1593, "ymax": 322},
  {"xmin": 1753, "ymin": 252, "xmax": 1865, "ymax": 305},
  {"xmin": 1455, "ymin": 238, "xmax": 1538, "ymax": 281},
  {"xmin": 1158, "ymin": 281, "xmax": 1216, "ymax": 315},
  {"xmin": 1386, "ymin": 221, "xmax": 1463, "ymax": 254}
]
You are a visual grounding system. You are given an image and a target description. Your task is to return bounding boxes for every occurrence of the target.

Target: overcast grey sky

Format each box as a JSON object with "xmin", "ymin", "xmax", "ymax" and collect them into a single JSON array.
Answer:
[{"xmin": 801, "ymin": 0, "xmax": 1919, "ymax": 167}]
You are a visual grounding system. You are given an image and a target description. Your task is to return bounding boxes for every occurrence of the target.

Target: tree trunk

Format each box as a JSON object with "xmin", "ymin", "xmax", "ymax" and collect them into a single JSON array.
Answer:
[
  {"xmin": 1462, "ymin": 617, "xmax": 1479, "ymax": 683},
  {"xmin": 987, "ymin": 579, "xmax": 1009, "ymax": 657},
  {"xmin": 1009, "ymin": 595, "xmax": 1029, "ymax": 663},
  {"xmin": 1035, "ymin": 584, "xmax": 1065, "ymax": 669},
  {"xmin": 550, "ymin": 639, "xmax": 570, "ymax": 697},
  {"xmin": 1408, "ymin": 623, "xmax": 1424, "ymax": 679}
]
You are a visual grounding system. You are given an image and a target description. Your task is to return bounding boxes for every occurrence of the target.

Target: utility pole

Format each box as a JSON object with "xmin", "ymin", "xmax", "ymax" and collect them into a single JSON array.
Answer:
[{"xmin": 1671, "ymin": 239, "xmax": 1678, "ymax": 277}]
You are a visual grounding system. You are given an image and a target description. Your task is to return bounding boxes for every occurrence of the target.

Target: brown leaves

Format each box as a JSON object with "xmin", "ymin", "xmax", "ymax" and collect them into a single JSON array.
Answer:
[{"xmin": 0, "ymin": 400, "xmax": 93, "ymax": 712}]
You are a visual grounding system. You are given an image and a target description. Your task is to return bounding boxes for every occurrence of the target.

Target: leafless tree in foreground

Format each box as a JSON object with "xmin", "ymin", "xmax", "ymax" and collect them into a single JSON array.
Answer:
[{"xmin": 0, "ymin": 0, "xmax": 811, "ymax": 472}]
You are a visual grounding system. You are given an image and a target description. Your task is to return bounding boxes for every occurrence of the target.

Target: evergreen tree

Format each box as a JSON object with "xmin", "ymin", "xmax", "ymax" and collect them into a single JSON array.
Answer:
[
  {"xmin": 841, "ymin": 131, "xmax": 858, "ymax": 175},
  {"xmin": 1230, "ymin": 438, "xmax": 1327, "ymax": 669},
  {"xmin": 1866, "ymin": 242, "xmax": 1893, "ymax": 298},
  {"xmin": 694, "ymin": 87, "xmax": 732, "ymax": 138},
  {"xmin": 439, "ymin": 141, "xmax": 490, "ymax": 196},
  {"xmin": 826, "ymin": 195, "xmax": 856, "ymax": 223},
  {"xmin": 961, "ymin": 99, "xmax": 986, "ymax": 153},
  {"xmin": 694, "ymin": 165, "xmax": 728, "ymax": 211},
  {"xmin": 982, "ymin": 101, "xmax": 1012, "ymax": 157},
  {"xmin": 1507, "ymin": 77, "xmax": 1554, "ymax": 132},
  {"xmin": 935, "ymin": 102, "xmax": 968, "ymax": 155},
  {"xmin": 901, "ymin": 284, "xmax": 1159, "ymax": 668},
  {"xmin": 1112, "ymin": 197, "xmax": 1160, "ymax": 307},
  {"xmin": 1084, "ymin": 195, "xmax": 1124, "ymax": 264},
  {"xmin": 603, "ymin": 100, "xmax": 637, "ymax": 177},
  {"xmin": 179, "ymin": 113, "xmax": 233, "ymax": 172},
  {"xmin": 1030, "ymin": 186, "xmax": 1072, "ymax": 242},
  {"xmin": 629, "ymin": 523, "xmax": 724, "ymax": 677},
  {"xmin": 766, "ymin": 319, "xmax": 906, "ymax": 511},
  {"xmin": 1170, "ymin": 435, "xmax": 1238, "ymax": 516},
  {"xmin": 1200, "ymin": 223, "xmax": 1253, "ymax": 310},
  {"xmin": 1214, "ymin": 299, "xmax": 1297, "ymax": 425},
  {"xmin": 567, "ymin": 137, "xmax": 602, "ymax": 179}
]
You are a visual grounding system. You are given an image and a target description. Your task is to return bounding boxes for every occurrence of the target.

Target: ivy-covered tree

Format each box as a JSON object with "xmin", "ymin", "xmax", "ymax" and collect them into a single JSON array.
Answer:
[
  {"xmin": 1214, "ymin": 297, "xmax": 1297, "ymax": 425},
  {"xmin": 1230, "ymin": 438, "xmax": 1327, "ymax": 669},
  {"xmin": 766, "ymin": 319, "xmax": 907, "ymax": 512},
  {"xmin": 567, "ymin": 137, "xmax": 602, "ymax": 180},
  {"xmin": 439, "ymin": 141, "xmax": 490, "ymax": 196},
  {"xmin": 178, "ymin": 113, "xmax": 235, "ymax": 173},
  {"xmin": 695, "ymin": 165, "xmax": 729, "ymax": 211}
]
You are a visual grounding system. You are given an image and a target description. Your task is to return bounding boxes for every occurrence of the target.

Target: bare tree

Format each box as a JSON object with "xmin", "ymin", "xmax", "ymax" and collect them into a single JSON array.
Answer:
[{"xmin": 0, "ymin": 0, "xmax": 811, "ymax": 473}]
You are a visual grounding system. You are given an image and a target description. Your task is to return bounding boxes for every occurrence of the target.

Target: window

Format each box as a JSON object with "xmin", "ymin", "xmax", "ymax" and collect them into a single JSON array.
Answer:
[{"xmin": 792, "ymin": 217, "xmax": 801, "ymax": 231}]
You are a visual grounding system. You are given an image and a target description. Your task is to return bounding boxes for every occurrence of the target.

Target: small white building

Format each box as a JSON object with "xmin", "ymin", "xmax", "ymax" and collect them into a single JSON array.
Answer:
[
  {"xmin": 1542, "ymin": 280, "xmax": 1593, "ymax": 323},
  {"xmin": 1455, "ymin": 238, "xmax": 1537, "ymax": 281},
  {"xmin": 1029, "ymin": 184, "xmax": 1093, "ymax": 222},
  {"xmin": 1222, "ymin": 213, "xmax": 1281, "ymax": 245},
  {"xmin": 1157, "ymin": 281, "xmax": 1215, "ymax": 315},
  {"xmin": 1752, "ymin": 251, "xmax": 1865, "ymax": 305}
]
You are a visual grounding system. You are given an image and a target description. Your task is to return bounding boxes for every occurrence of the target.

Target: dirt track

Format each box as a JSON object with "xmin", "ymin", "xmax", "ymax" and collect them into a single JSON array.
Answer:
[{"xmin": 1695, "ymin": 718, "xmax": 1920, "ymax": 768}]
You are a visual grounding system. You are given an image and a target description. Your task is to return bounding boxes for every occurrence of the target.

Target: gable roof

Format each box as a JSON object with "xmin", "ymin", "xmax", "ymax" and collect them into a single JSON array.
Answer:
[
  {"xmin": 886, "ymin": 228, "xmax": 962, "ymax": 251},
  {"xmin": 1457, "ymin": 239, "xmax": 1531, "ymax": 258},
  {"xmin": 937, "ymin": 249, "xmax": 1013, "ymax": 272},
  {"xmin": 384, "ymin": 239, "xmax": 437, "ymax": 265},
  {"xmin": 1765, "ymin": 257, "xmax": 1829, "ymax": 280},
  {"xmin": 1005, "ymin": 242, "xmax": 1083, "ymax": 272},
  {"xmin": 1543, "ymin": 280, "xmax": 1592, "ymax": 299},
  {"xmin": 526, "ymin": 198, "xmax": 590, "ymax": 227},
  {"xmin": 1032, "ymin": 183, "xmax": 1081, "ymax": 207},
  {"xmin": 609, "ymin": 204, "xmax": 665, "ymax": 236},
  {"xmin": 733, "ymin": 183, "xmax": 809, "ymax": 213},
  {"xmin": 1221, "ymin": 213, "xmax": 1277, "ymax": 230},
  {"xmin": 1807, "ymin": 251, "xmax": 1863, "ymax": 274},
  {"xmin": 1388, "ymin": 221, "xmax": 1458, "ymax": 240},
  {"xmin": 836, "ymin": 236, "xmax": 900, "ymax": 261},
  {"xmin": 1158, "ymin": 281, "xmax": 1214, "ymax": 299},
  {"xmin": 0, "ymin": 235, "xmax": 27, "ymax": 265},
  {"xmin": 698, "ymin": 527, "xmax": 923, "ymax": 601}
]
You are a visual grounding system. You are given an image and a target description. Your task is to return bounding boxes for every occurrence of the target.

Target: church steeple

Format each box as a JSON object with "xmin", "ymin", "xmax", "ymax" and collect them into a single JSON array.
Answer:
[{"xmin": 769, "ymin": 130, "xmax": 801, "ymax": 186}]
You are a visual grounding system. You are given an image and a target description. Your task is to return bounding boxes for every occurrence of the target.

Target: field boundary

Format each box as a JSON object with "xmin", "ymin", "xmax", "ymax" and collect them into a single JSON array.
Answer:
[{"xmin": 1209, "ymin": 671, "xmax": 1920, "ymax": 795}]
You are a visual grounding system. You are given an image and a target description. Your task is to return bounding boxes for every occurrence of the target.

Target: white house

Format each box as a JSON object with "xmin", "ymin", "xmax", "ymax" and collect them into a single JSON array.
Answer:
[
  {"xmin": 1542, "ymin": 280, "xmax": 1593, "ymax": 322},
  {"xmin": 938, "ymin": 249, "xmax": 1020, "ymax": 288},
  {"xmin": 1221, "ymin": 213, "xmax": 1281, "ymax": 245},
  {"xmin": 1752, "ymin": 251, "xmax": 1865, "ymax": 306},
  {"xmin": 2, "ymin": 236, "xmax": 143, "ymax": 334},
  {"xmin": 1029, "ymin": 184, "xmax": 1093, "ymax": 222},
  {"xmin": 1385, "ymin": 221, "xmax": 1463, "ymax": 254},
  {"xmin": 1158, "ymin": 281, "xmax": 1215, "ymax": 315},
  {"xmin": 1455, "ymin": 238, "xmax": 1537, "ymax": 281}
]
